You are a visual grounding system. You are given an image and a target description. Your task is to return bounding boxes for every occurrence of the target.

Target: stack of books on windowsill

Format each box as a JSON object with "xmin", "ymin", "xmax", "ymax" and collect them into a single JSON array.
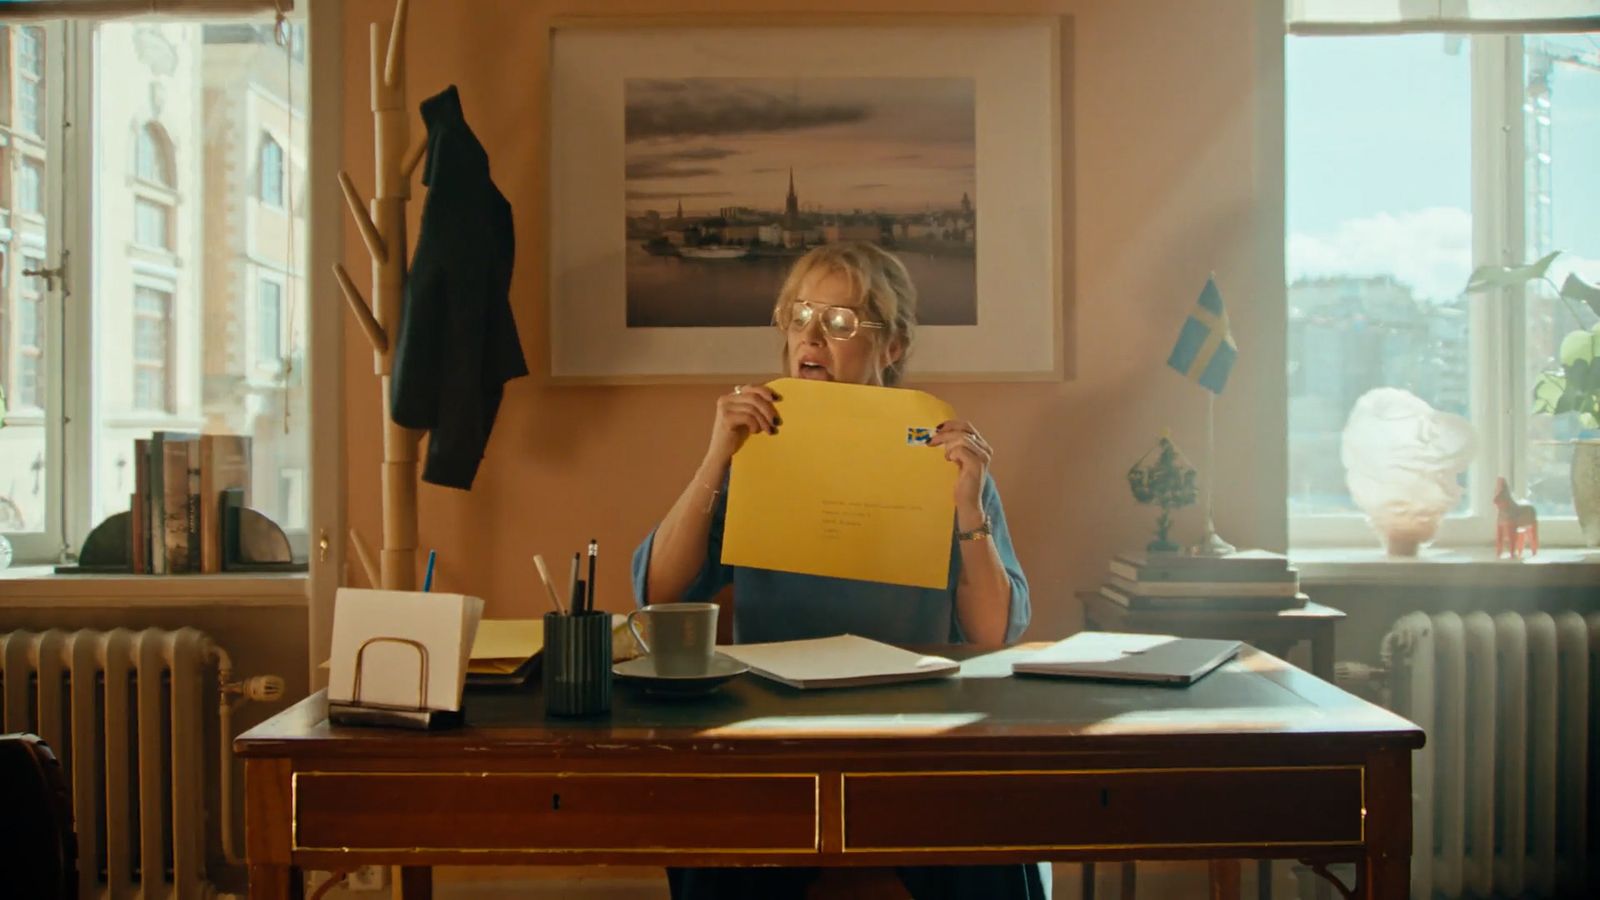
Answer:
[{"xmin": 1100, "ymin": 549, "xmax": 1305, "ymax": 611}]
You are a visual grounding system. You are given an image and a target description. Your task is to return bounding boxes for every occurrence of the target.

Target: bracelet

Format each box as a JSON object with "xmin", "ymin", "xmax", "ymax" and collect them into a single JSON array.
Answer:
[{"xmin": 956, "ymin": 515, "xmax": 992, "ymax": 542}]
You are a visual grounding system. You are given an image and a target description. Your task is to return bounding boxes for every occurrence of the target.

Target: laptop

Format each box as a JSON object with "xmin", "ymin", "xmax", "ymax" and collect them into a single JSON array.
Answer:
[{"xmin": 1011, "ymin": 632, "xmax": 1242, "ymax": 686}]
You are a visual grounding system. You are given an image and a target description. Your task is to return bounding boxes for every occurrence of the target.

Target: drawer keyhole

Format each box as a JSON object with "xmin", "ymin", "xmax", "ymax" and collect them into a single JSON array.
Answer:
[
  {"xmin": 552, "ymin": 793, "xmax": 561, "ymax": 811},
  {"xmin": 1100, "ymin": 789, "xmax": 1109, "ymax": 808}
]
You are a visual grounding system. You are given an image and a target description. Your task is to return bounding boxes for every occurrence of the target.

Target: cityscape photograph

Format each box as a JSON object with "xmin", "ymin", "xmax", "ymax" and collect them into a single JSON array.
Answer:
[{"xmin": 622, "ymin": 77, "xmax": 977, "ymax": 328}]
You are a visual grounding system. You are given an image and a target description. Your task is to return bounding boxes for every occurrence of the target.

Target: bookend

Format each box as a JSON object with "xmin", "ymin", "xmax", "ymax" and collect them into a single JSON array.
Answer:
[{"xmin": 221, "ymin": 488, "xmax": 307, "ymax": 573}]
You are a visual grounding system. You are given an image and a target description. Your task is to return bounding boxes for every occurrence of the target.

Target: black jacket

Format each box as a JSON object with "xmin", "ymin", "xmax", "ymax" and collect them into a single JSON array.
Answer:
[{"xmin": 391, "ymin": 85, "xmax": 527, "ymax": 489}]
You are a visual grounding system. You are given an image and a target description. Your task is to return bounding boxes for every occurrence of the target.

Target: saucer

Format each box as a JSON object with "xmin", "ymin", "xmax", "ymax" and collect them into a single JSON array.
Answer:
[{"xmin": 613, "ymin": 653, "xmax": 749, "ymax": 697}]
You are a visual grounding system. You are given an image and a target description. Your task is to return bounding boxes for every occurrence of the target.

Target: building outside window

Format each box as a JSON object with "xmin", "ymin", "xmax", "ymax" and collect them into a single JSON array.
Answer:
[{"xmin": 16, "ymin": 255, "xmax": 45, "ymax": 410}]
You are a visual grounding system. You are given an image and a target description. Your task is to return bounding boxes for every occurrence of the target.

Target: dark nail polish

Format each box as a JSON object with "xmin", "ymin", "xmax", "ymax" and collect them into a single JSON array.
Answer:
[{"xmin": 774, "ymin": 417, "xmax": 783, "ymax": 426}]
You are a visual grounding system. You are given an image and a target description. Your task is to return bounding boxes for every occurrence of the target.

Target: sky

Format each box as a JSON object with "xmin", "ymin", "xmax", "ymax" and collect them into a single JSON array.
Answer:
[
  {"xmin": 1287, "ymin": 33, "xmax": 1600, "ymax": 301},
  {"xmin": 623, "ymin": 78, "xmax": 976, "ymax": 218}
]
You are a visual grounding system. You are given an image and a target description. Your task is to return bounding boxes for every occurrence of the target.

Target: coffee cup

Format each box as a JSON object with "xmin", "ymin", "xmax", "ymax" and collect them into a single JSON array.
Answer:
[{"xmin": 626, "ymin": 602, "xmax": 718, "ymax": 676}]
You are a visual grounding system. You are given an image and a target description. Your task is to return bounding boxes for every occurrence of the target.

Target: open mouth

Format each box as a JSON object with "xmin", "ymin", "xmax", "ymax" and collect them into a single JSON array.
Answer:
[{"xmin": 797, "ymin": 360, "xmax": 833, "ymax": 381}]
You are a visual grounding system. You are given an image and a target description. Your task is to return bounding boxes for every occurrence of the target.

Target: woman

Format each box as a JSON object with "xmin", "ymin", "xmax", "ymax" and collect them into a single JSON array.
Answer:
[{"xmin": 630, "ymin": 242, "xmax": 1042, "ymax": 900}]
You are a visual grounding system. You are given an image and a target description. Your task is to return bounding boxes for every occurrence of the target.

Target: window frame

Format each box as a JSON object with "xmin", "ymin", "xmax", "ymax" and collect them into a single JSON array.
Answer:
[
  {"xmin": 1288, "ymin": 33, "xmax": 1589, "ymax": 549},
  {"xmin": 258, "ymin": 131, "xmax": 284, "ymax": 208},
  {"xmin": 130, "ymin": 282, "xmax": 174, "ymax": 413},
  {"xmin": 255, "ymin": 271, "xmax": 283, "ymax": 369}
]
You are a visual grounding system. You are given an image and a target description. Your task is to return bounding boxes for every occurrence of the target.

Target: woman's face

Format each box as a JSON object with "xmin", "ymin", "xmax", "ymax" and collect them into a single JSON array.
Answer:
[{"xmin": 784, "ymin": 269, "xmax": 899, "ymax": 385}]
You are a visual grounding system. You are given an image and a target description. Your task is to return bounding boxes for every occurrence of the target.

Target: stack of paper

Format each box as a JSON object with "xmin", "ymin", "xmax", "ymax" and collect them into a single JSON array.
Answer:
[{"xmin": 719, "ymin": 634, "xmax": 958, "ymax": 690}]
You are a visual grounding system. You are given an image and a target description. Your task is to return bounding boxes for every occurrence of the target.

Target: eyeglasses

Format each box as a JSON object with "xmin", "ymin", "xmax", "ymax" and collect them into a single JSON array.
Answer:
[{"xmin": 777, "ymin": 300, "xmax": 886, "ymax": 342}]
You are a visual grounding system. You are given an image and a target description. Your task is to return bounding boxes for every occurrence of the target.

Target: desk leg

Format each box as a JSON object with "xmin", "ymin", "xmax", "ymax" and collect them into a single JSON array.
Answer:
[
  {"xmin": 1361, "ymin": 748, "xmax": 1412, "ymax": 900},
  {"xmin": 248, "ymin": 864, "xmax": 303, "ymax": 900},
  {"xmin": 1312, "ymin": 626, "xmax": 1335, "ymax": 682},
  {"xmin": 1256, "ymin": 860, "xmax": 1272, "ymax": 900},
  {"xmin": 399, "ymin": 866, "xmax": 433, "ymax": 899},
  {"xmin": 1082, "ymin": 862, "xmax": 1096, "ymax": 900},
  {"xmin": 1120, "ymin": 861, "xmax": 1136, "ymax": 899},
  {"xmin": 1208, "ymin": 860, "xmax": 1240, "ymax": 900}
]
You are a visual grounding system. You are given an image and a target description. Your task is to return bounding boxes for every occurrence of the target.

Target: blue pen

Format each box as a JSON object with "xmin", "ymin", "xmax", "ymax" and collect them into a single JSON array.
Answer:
[{"xmin": 422, "ymin": 549, "xmax": 437, "ymax": 592}]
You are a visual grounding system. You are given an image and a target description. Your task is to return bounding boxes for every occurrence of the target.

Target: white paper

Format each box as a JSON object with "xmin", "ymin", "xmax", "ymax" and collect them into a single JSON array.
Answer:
[
  {"xmin": 1016, "ymin": 632, "xmax": 1175, "ymax": 665},
  {"xmin": 719, "ymin": 634, "xmax": 958, "ymax": 688},
  {"xmin": 328, "ymin": 588, "xmax": 484, "ymax": 712}
]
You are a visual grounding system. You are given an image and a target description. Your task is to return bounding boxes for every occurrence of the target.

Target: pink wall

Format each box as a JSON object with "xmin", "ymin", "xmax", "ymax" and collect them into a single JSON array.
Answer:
[{"xmin": 340, "ymin": 0, "xmax": 1286, "ymax": 639}]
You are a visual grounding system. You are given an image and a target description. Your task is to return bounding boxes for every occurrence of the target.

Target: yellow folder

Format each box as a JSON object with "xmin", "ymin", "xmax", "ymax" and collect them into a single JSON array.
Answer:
[{"xmin": 722, "ymin": 378, "xmax": 957, "ymax": 589}]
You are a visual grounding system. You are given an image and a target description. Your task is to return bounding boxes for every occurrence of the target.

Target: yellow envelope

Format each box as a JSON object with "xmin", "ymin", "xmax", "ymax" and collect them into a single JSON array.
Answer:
[
  {"xmin": 467, "ymin": 619, "xmax": 543, "ymax": 675},
  {"xmin": 723, "ymin": 378, "xmax": 957, "ymax": 589}
]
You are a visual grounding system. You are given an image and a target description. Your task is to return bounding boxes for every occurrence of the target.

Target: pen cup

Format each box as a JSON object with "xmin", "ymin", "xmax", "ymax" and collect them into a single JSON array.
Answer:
[{"xmin": 543, "ymin": 611, "xmax": 612, "ymax": 717}]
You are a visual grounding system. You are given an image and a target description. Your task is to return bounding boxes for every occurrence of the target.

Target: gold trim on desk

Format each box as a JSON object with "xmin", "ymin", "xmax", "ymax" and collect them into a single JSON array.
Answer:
[
  {"xmin": 838, "ymin": 764, "xmax": 1367, "ymax": 853},
  {"xmin": 291, "ymin": 770, "xmax": 821, "ymax": 854}
]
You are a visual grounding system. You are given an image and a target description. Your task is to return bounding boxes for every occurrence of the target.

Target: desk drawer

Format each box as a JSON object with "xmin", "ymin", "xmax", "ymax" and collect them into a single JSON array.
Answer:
[
  {"xmin": 294, "ymin": 772, "xmax": 818, "ymax": 852},
  {"xmin": 843, "ymin": 767, "xmax": 1362, "ymax": 851}
]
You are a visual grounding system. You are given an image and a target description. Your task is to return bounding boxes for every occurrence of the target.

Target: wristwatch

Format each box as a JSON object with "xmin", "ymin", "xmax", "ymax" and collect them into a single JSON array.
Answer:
[{"xmin": 956, "ymin": 515, "xmax": 992, "ymax": 542}]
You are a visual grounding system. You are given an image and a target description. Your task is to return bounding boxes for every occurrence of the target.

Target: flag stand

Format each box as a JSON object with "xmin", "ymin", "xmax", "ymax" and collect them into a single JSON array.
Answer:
[{"xmin": 1191, "ymin": 390, "xmax": 1237, "ymax": 557}]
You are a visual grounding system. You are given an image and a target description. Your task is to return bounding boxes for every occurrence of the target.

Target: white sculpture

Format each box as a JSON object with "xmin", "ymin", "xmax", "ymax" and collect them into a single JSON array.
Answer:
[{"xmin": 1341, "ymin": 388, "xmax": 1477, "ymax": 556}]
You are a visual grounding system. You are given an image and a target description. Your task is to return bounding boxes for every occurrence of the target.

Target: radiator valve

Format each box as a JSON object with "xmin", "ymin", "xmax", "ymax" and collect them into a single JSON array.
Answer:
[
  {"xmin": 1333, "ymin": 661, "xmax": 1387, "ymax": 694},
  {"xmin": 224, "ymin": 674, "xmax": 286, "ymax": 704}
]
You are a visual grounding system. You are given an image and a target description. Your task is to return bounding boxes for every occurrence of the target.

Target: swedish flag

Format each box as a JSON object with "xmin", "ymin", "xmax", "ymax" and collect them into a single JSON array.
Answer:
[{"xmin": 1166, "ymin": 276, "xmax": 1236, "ymax": 394}]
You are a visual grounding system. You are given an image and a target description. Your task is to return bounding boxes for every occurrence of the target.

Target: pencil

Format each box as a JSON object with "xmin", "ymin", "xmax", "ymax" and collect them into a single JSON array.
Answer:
[
  {"xmin": 533, "ymin": 554, "xmax": 565, "ymax": 615},
  {"xmin": 587, "ymin": 539, "xmax": 598, "ymax": 614},
  {"xmin": 568, "ymin": 552, "xmax": 581, "ymax": 615},
  {"xmin": 422, "ymin": 549, "xmax": 437, "ymax": 592}
]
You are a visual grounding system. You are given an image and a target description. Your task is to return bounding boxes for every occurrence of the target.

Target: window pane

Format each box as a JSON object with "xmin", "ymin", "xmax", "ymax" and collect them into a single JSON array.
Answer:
[
  {"xmin": 259, "ymin": 136, "xmax": 283, "ymax": 206},
  {"xmin": 18, "ymin": 27, "xmax": 44, "ymax": 136},
  {"xmin": 257, "ymin": 278, "xmax": 282, "ymax": 363},
  {"xmin": 134, "ymin": 197, "xmax": 170, "ymax": 249},
  {"xmin": 19, "ymin": 160, "xmax": 43, "ymax": 214},
  {"xmin": 1287, "ymin": 35, "xmax": 1474, "ymax": 517},
  {"xmin": 90, "ymin": 21, "xmax": 310, "ymax": 541},
  {"xmin": 1522, "ymin": 34, "xmax": 1600, "ymax": 517}
]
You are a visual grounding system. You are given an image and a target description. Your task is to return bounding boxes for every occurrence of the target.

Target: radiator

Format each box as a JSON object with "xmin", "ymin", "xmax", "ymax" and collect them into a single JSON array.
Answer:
[
  {"xmin": 0, "ymin": 628, "xmax": 240, "ymax": 900},
  {"xmin": 1383, "ymin": 611, "xmax": 1598, "ymax": 899}
]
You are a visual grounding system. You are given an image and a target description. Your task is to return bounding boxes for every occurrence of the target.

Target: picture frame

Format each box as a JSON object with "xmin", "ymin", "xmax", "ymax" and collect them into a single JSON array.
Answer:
[{"xmin": 547, "ymin": 17, "xmax": 1067, "ymax": 384}]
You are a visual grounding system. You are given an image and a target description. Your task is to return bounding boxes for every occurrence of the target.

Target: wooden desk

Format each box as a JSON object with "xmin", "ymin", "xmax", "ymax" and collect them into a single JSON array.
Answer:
[
  {"xmin": 237, "ymin": 646, "xmax": 1421, "ymax": 900},
  {"xmin": 1080, "ymin": 594, "xmax": 1347, "ymax": 681}
]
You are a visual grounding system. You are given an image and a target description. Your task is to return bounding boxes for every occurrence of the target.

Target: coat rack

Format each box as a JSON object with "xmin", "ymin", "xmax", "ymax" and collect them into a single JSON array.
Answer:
[{"xmin": 332, "ymin": 0, "xmax": 427, "ymax": 592}]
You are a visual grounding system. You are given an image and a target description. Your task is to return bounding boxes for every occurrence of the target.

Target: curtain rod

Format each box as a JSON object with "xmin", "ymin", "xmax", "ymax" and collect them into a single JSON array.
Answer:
[{"xmin": 0, "ymin": 0, "xmax": 293, "ymax": 21}]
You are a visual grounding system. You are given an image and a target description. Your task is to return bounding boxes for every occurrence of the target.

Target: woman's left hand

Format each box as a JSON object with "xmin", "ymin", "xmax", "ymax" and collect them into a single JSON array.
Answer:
[{"xmin": 930, "ymin": 420, "xmax": 992, "ymax": 521}]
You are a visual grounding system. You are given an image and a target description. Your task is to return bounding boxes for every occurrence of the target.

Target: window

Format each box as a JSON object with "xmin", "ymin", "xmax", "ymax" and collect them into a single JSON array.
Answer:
[
  {"xmin": 1288, "ymin": 34, "xmax": 1600, "ymax": 546},
  {"xmin": 1, "ymin": 13, "xmax": 312, "ymax": 562},
  {"xmin": 133, "ymin": 197, "xmax": 171, "ymax": 249},
  {"xmin": 258, "ymin": 134, "xmax": 283, "ymax": 207},
  {"xmin": 18, "ymin": 158, "xmax": 43, "ymax": 215},
  {"xmin": 17, "ymin": 27, "xmax": 43, "ymax": 136},
  {"xmin": 131, "ymin": 286, "xmax": 171, "ymax": 412},
  {"xmin": 257, "ymin": 276, "xmax": 281, "ymax": 364},
  {"xmin": 135, "ymin": 123, "xmax": 174, "ymax": 187}
]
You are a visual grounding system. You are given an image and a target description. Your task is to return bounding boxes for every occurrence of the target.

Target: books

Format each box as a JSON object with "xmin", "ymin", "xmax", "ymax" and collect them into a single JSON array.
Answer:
[
  {"xmin": 1100, "ymin": 585, "xmax": 1309, "ymax": 612},
  {"xmin": 1100, "ymin": 549, "xmax": 1303, "ymax": 612},
  {"xmin": 129, "ymin": 432, "xmax": 252, "ymax": 574},
  {"xmin": 718, "ymin": 634, "xmax": 959, "ymax": 690},
  {"xmin": 1011, "ymin": 632, "xmax": 1241, "ymax": 685},
  {"xmin": 1110, "ymin": 549, "xmax": 1292, "ymax": 582}
]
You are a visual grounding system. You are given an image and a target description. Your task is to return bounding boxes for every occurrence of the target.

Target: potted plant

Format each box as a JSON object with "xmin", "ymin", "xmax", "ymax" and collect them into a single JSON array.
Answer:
[{"xmin": 1467, "ymin": 252, "xmax": 1600, "ymax": 544}]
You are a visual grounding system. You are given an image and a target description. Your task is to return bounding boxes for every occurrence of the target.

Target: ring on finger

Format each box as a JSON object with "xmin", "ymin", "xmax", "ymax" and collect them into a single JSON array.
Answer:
[{"xmin": 734, "ymin": 385, "xmax": 744, "ymax": 395}]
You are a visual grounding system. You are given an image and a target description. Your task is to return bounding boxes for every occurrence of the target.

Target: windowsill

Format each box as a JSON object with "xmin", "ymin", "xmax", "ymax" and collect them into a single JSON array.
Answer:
[
  {"xmin": 0, "ymin": 564, "xmax": 308, "ymax": 608},
  {"xmin": 1291, "ymin": 546, "xmax": 1600, "ymax": 588}
]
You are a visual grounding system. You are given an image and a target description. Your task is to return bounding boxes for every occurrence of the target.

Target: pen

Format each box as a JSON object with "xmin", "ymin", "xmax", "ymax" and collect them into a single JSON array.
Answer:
[
  {"xmin": 587, "ymin": 539, "xmax": 598, "ymax": 614},
  {"xmin": 568, "ymin": 552, "xmax": 581, "ymax": 615},
  {"xmin": 422, "ymin": 549, "xmax": 437, "ymax": 592},
  {"xmin": 533, "ymin": 554, "xmax": 565, "ymax": 615}
]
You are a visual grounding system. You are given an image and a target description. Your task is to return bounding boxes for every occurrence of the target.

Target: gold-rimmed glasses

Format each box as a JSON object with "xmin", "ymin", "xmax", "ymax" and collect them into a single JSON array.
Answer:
[{"xmin": 776, "ymin": 300, "xmax": 886, "ymax": 341}]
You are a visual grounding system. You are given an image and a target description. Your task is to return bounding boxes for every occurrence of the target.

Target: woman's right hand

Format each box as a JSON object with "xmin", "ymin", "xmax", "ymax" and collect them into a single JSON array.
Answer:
[{"xmin": 704, "ymin": 384, "xmax": 780, "ymax": 466}]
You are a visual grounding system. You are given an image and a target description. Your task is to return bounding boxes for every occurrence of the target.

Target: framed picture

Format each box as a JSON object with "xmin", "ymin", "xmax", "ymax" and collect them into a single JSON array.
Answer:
[{"xmin": 547, "ymin": 18, "xmax": 1066, "ymax": 383}]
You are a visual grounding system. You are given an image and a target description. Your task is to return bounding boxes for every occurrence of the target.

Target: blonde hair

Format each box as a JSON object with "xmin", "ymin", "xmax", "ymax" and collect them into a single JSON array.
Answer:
[{"xmin": 772, "ymin": 242, "xmax": 918, "ymax": 386}]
